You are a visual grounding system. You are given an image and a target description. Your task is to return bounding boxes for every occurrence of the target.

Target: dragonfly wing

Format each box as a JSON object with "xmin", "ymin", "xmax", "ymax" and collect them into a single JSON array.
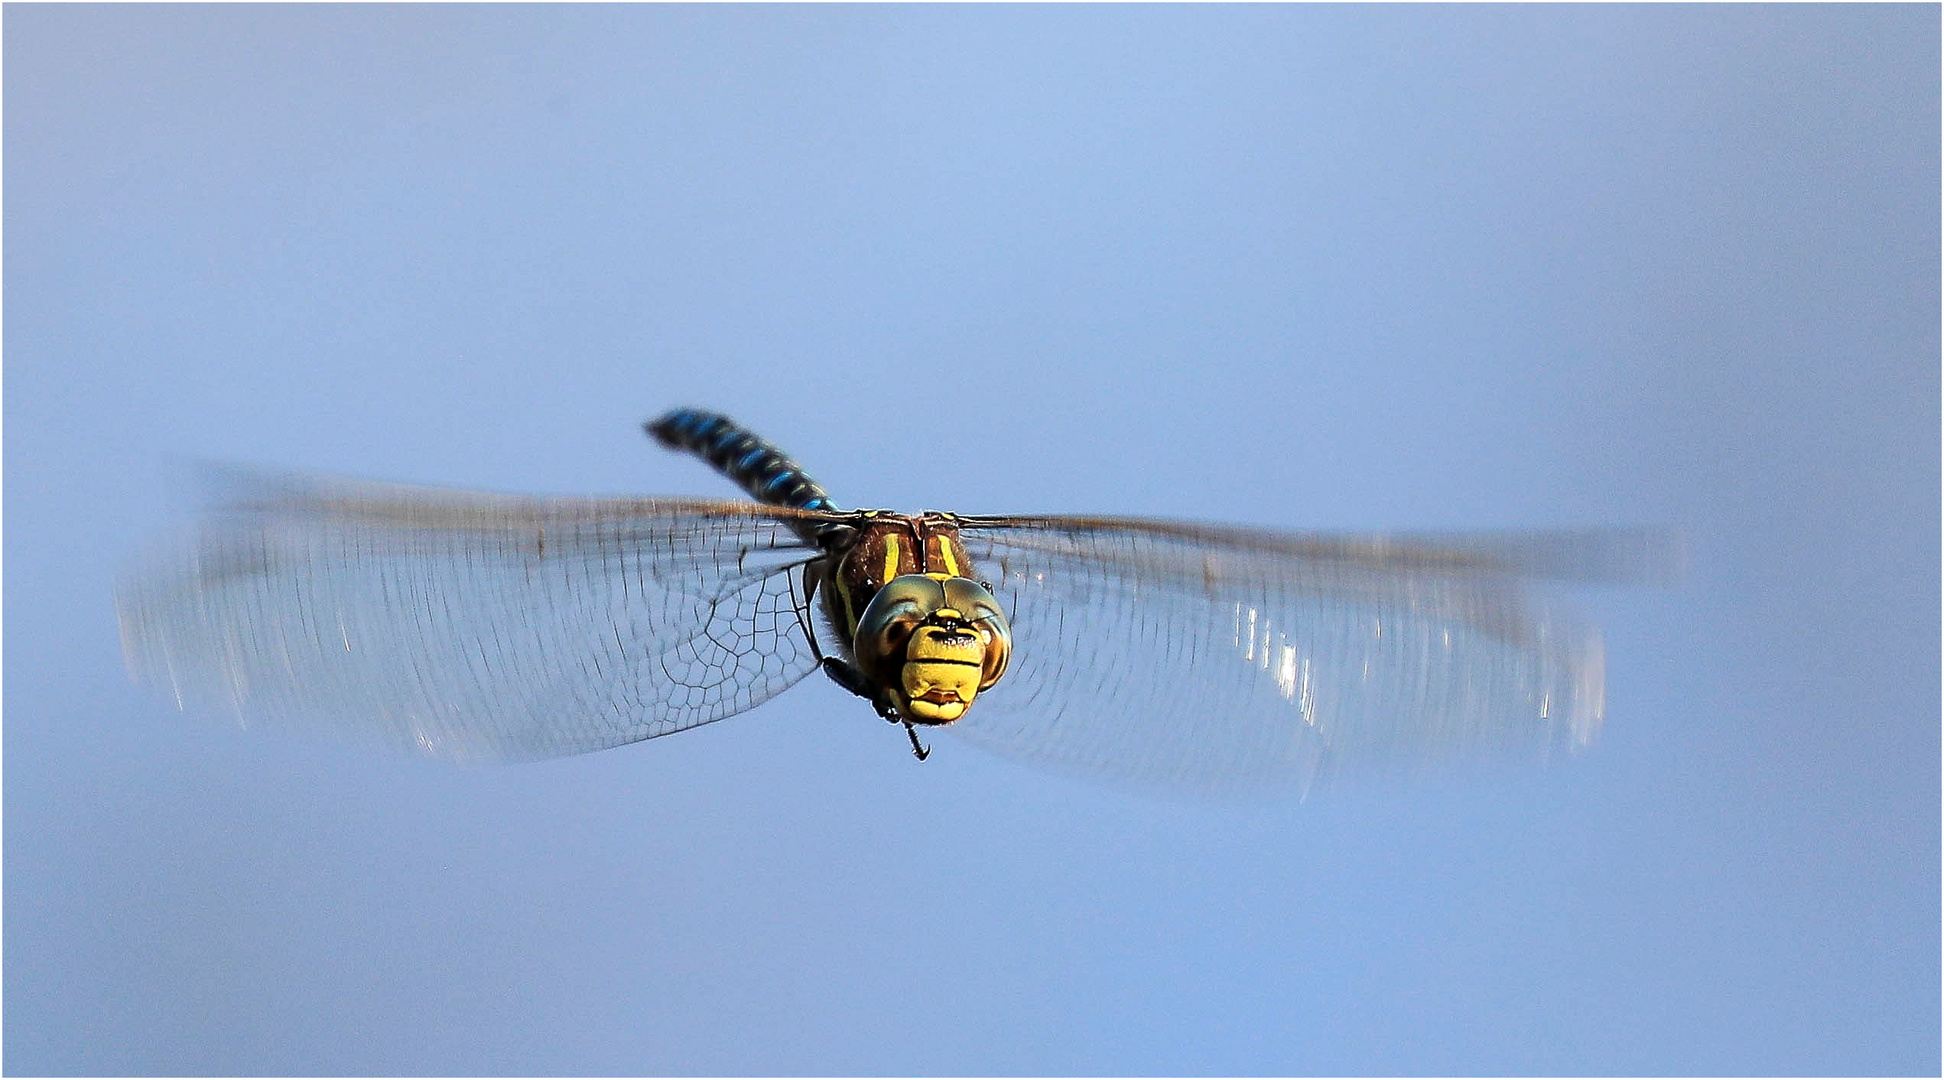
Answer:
[
  {"xmin": 951, "ymin": 517, "xmax": 1664, "ymax": 794},
  {"xmin": 116, "ymin": 468, "xmax": 833, "ymax": 762}
]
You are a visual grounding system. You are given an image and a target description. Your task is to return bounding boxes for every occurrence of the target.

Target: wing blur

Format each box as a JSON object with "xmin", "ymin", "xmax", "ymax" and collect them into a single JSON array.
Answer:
[
  {"xmin": 950, "ymin": 517, "xmax": 1675, "ymax": 793},
  {"xmin": 116, "ymin": 468, "xmax": 829, "ymax": 762}
]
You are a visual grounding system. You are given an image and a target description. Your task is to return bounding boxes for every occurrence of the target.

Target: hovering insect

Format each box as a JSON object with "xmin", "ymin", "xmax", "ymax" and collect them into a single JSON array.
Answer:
[{"xmin": 116, "ymin": 408, "xmax": 1672, "ymax": 792}]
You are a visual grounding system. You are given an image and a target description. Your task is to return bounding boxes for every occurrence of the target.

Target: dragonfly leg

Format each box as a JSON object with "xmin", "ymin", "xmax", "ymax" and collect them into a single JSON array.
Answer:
[
  {"xmin": 821, "ymin": 658, "xmax": 926, "ymax": 762},
  {"xmin": 820, "ymin": 657, "xmax": 893, "ymax": 714},
  {"xmin": 794, "ymin": 561, "xmax": 838, "ymax": 662}
]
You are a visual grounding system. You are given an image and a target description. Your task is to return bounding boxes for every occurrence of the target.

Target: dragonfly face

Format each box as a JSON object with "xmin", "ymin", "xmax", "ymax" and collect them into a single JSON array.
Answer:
[{"xmin": 851, "ymin": 573, "xmax": 1012, "ymax": 724}]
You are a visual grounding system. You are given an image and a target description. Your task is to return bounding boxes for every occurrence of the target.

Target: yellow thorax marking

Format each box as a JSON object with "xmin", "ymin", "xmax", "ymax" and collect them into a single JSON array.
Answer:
[
  {"xmin": 834, "ymin": 574, "xmax": 858, "ymax": 634},
  {"xmin": 882, "ymin": 533, "xmax": 902, "ymax": 584},
  {"xmin": 937, "ymin": 536, "xmax": 961, "ymax": 577}
]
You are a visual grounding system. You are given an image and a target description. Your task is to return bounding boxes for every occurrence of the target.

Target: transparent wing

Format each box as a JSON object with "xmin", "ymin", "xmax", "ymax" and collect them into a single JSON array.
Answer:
[
  {"xmin": 116, "ymin": 468, "xmax": 835, "ymax": 762},
  {"xmin": 952, "ymin": 516, "xmax": 1676, "ymax": 794}
]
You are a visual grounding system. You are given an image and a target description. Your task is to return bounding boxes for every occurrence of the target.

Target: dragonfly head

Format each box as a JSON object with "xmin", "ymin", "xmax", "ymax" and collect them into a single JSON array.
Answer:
[{"xmin": 854, "ymin": 573, "xmax": 1012, "ymax": 725}]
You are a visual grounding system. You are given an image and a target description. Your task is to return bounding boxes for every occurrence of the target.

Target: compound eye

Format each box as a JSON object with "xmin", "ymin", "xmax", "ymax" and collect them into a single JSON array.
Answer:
[
  {"xmin": 941, "ymin": 577, "xmax": 1012, "ymax": 690},
  {"xmin": 853, "ymin": 575, "xmax": 951, "ymax": 679},
  {"xmin": 866, "ymin": 606, "xmax": 921, "ymax": 659}
]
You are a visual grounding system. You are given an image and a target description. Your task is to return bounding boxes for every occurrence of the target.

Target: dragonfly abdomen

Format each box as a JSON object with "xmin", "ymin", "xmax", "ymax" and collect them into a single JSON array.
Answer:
[{"xmin": 646, "ymin": 408, "xmax": 838, "ymax": 512}]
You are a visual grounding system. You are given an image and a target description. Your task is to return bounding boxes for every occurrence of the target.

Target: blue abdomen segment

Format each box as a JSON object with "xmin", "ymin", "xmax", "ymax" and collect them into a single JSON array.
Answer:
[{"xmin": 646, "ymin": 408, "xmax": 839, "ymax": 512}]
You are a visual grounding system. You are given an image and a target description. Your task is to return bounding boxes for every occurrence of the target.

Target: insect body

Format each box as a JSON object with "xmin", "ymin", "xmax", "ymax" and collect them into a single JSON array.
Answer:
[
  {"xmin": 116, "ymin": 408, "xmax": 1672, "ymax": 792},
  {"xmin": 647, "ymin": 409, "xmax": 1011, "ymax": 753}
]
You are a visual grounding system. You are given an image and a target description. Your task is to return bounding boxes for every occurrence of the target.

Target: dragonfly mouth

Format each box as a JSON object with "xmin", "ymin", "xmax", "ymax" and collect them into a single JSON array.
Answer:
[{"xmin": 899, "ymin": 645, "xmax": 985, "ymax": 723}]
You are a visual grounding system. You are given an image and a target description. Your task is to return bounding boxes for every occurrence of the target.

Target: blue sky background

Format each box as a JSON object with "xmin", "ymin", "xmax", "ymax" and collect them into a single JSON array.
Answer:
[{"xmin": 6, "ymin": 6, "xmax": 1936, "ymax": 1074}]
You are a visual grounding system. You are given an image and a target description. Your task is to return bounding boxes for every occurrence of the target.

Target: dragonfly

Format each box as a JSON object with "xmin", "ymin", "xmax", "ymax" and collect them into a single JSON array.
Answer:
[{"xmin": 116, "ymin": 408, "xmax": 1673, "ymax": 793}]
